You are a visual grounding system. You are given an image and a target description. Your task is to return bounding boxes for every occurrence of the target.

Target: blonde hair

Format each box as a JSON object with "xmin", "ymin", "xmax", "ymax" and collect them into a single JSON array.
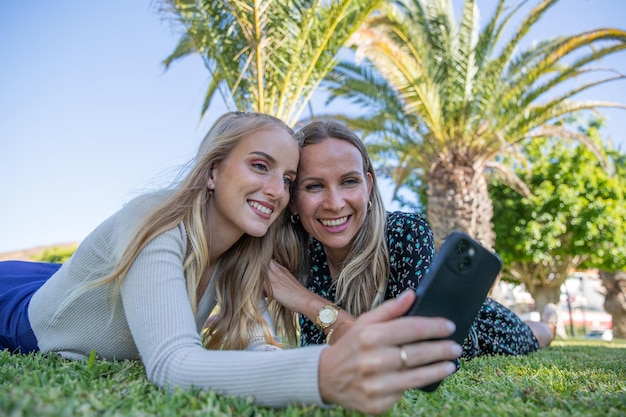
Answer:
[
  {"xmin": 82, "ymin": 111, "xmax": 300, "ymax": 350},
  {"xmin": 266, "ymin": 209, "xmax": 306, "ymax": 345},
  {"xmin": 293, "ymin": 120, "xmax": 390, "ymax": 317}
]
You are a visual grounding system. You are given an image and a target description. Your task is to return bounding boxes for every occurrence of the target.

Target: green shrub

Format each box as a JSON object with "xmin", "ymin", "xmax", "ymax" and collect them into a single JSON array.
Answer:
[{"xmin": 32, "ymin": 245, "xmax": 77, "ymax": 263}]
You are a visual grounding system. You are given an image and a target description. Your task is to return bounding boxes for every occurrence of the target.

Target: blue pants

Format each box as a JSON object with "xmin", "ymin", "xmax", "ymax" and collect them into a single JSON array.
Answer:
[{"xmin": 0, "ymin": 261, "xmax": 62, "ymax": 353}]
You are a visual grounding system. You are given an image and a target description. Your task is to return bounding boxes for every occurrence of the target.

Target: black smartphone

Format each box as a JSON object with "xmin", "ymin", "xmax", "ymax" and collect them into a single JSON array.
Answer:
[{"xmin": 405, "ymin": 230, "xmax": 502, "ymax": 391}]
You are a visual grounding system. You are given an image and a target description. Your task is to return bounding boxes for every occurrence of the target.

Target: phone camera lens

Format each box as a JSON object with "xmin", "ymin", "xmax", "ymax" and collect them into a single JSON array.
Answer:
[
  {"xmin": 456, "ymin": 239, "xmax": 469, "ymax": 254},
  {"xmin": 457, "ymin": 257, "xmax": 471, "ymax": 271}
]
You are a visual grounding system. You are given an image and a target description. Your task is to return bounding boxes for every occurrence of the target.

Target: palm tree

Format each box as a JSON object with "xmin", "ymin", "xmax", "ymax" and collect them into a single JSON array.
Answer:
[
  {"xmin": 157, "ymin": 0, "xmax": 381, "ymax": 127},
  {"xmin": 325, "ymin": 0, "xmax": 626, "ymax": 249}
]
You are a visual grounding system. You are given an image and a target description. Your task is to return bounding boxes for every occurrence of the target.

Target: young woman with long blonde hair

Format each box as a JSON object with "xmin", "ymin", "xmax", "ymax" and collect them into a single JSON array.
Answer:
[{"xmin": 1, "ymin": 112, "xmax": 460, "ymax": 415}]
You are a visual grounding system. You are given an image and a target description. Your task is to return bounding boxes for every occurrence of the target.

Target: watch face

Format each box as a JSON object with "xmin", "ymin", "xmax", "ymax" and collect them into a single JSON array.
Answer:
[{"xmin": 320, "ymin": 307, "xmax": 337, "ymax": 324}]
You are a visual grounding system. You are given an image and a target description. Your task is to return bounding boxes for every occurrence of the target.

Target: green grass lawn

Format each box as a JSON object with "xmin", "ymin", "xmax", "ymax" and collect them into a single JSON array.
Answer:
[{"xmin": 1, "ymin": 339, "xmax": 624, "ymax": 417}]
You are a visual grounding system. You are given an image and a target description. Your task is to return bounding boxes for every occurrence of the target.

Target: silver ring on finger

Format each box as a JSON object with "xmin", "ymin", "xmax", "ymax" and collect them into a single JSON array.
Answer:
[{"xmin": 399, "ymin": 346, "xmax": 409, "ymax": 370}]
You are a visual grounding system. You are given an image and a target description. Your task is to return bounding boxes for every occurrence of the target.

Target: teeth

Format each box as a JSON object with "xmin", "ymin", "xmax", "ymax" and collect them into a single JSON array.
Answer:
[
  {"xmin": 249, "ymin": 201, "xmax": 272, "ymax": 215},
  {"xmin": 320, "ymin": 216, "xmax": 348, "ymax": 227}
]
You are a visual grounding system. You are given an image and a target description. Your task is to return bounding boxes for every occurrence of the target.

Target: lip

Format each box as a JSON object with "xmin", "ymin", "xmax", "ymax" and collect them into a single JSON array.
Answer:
[{"xmin": 248, "ymin": 200, "xmax": 274, "ymax": 219}]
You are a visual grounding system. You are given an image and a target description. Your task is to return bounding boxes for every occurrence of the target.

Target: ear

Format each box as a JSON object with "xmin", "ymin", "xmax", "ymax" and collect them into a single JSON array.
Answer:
[
  {"xmin": 288, "ymin": 201, "xmax": 297, "ymax": 217},
  {"xmin": 366, "ymin": 172, "xmax": 374, "ymax": 198},
  {"xmin": 206, "ymin": 162, "xmax": 220, "ymax": 191}
]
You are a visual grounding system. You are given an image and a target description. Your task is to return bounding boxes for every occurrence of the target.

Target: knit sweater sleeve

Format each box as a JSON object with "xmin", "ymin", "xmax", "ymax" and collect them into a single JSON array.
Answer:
[{"xmin": 120, "ymin": 225, "xmax": 327, "ymax": 408}]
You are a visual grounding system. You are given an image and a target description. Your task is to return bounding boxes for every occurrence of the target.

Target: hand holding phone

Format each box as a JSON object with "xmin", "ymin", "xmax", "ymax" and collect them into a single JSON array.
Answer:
[{"xmin": 405, "ymin": 231, "xmax": 502, "ymax": 391}]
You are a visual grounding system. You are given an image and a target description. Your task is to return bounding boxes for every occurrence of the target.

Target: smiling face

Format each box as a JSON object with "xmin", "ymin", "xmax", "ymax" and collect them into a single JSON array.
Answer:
[
  {"xmin": 293, "ymin": 137, "xmax": 373, "ymax": 262},
  {"xmin": 207, "ymin": 127, "xmax": 299, "ymax": 243}
]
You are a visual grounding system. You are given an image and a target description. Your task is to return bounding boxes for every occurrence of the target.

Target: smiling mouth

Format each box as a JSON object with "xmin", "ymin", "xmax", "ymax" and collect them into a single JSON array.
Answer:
[
  {"xmin": 319, "ymin": 216, "xmax": 349, "ymax": 227},
  {"xmin": 248, "ymin": 201, "xmax": 273, "ymax": 215}
]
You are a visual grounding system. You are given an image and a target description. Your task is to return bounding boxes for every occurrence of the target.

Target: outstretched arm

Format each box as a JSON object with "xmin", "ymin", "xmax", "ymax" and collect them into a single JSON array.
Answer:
[{"xmin": 319, "ymin": 290, "xmax": 461, "ymax": 415}]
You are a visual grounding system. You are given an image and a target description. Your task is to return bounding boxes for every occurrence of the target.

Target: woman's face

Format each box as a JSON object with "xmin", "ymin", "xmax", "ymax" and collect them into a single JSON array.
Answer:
[
  {"xmin": 208, "ymin": 127, "xmax": 299, "ymax": 240},
  {"xmin": 293, "ymin": 137, "xmax": 372, "ymax": 260}
]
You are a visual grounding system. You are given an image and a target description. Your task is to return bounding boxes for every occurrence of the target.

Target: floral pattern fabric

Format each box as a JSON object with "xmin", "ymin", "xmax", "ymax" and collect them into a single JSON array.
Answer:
[{"xmin": 299, "ymin": 211, "xmax": 539, "ymax": 359}]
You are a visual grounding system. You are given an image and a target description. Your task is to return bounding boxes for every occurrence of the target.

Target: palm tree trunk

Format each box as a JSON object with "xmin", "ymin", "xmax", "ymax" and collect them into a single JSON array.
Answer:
[
  {"xmin": 426, "ymin": 160, "xmax": 495, "ymax": 249},
  {"xmin": 426, "ymin": 159, "xmax": 500, "ymax": 299}
]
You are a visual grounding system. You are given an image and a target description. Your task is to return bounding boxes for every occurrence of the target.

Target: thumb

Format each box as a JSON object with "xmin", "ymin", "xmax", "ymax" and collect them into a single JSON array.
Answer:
[{"xmin": 359, "ymin": 289, "xmax": 416, "ymax": 325}]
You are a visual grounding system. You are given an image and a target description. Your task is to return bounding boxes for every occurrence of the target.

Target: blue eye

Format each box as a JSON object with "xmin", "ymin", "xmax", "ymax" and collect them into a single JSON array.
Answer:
[
  {"xmin": 284, "ymin": 177, "xmax": 294, "ymax": 186},
  {"xmin": 252, "ymin": 162, "xmax": 269, "ymax": 172},
  {"xmin": 305, "ymin": 183, "xmax": 323, "ymax": 191}
]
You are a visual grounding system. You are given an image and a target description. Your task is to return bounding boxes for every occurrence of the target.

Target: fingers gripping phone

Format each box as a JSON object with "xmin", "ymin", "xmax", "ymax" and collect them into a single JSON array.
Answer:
[{"xmin": 405, "ymin": 231, "xmax": 502, "ymax": 392}]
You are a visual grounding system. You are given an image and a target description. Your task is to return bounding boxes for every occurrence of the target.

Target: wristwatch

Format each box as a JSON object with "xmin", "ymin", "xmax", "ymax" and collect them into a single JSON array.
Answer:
[{"xmin": 315, "ymin": 304, "xmax": 339, "ymax": 330}]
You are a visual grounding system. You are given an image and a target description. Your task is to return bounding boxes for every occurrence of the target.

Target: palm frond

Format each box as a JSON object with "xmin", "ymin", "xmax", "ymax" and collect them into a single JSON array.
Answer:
[
  {"xmin": 492, "ymin": 0, "xmax": 558, "ymax": 73},
  {"xmin": 504, "ymin": 29, "xmax": 626, "ymax": 111},
  {"xmin": 162, "ymin": 33, "xmax": 197, "ymax": 69},
  {"xmin": 486, "ymin": 160, "xmax": 531, "ymax": 197},
  {"xmin": 158, "ymin": 0, "xmax": 382, "ymax": 124}
]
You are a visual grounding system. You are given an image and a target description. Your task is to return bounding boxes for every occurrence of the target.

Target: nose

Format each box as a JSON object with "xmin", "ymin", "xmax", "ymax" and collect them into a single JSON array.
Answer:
[
  {"xmin": 322, "ymin": 186, "xmax": 344, "ymax": 212},
  {"xmin": 264, "ymin": 173, "xmax": 286, "ymax": 200}
]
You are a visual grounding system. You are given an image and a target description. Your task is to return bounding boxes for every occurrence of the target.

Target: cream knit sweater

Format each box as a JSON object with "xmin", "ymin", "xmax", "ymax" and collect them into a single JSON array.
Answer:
[{"xmin": 28, "ymin": 192, "xmax": 326, "ymax": 408}]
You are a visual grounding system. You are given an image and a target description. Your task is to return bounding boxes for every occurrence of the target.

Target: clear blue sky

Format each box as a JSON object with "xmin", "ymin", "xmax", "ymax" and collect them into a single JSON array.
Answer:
[{"xmin": 1, "ymin": 0, "xmax": 625, "ymax": 253}]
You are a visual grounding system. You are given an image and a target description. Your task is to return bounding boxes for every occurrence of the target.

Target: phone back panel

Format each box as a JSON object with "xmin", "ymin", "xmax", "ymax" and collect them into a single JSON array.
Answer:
[{"xmin": 405, "ymin": 230, "xmax": 502, "ymax": 344}]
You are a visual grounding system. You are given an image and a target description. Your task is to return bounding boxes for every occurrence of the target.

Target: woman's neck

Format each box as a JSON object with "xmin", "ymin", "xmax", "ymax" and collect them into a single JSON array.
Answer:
[
  {"xmin": 325, "ymin": 250, "xmax": 347, "ymax": 281},
  {"xmin": 205, "ymin": 207, "xmax": 244, "ymax": 261}
]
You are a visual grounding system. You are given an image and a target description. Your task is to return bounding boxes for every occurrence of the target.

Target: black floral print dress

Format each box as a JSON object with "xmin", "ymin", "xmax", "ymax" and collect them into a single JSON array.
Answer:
[{"xmin": 299, "ymin": 211, "xmax": 540, "ymax": 359}]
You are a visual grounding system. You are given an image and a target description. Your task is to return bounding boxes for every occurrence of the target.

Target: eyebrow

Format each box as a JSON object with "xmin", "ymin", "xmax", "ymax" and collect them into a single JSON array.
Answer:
[
  {"xmin": 250, "ymin": 151, "xmax": 276, "ymax": 163},
  {"xmin": 251, "ymin": 151, "xmax": 297, "ymax": 177},
  {"xmin": 300, "ymin": 170, "xmax": 363, "ymax": 182}
]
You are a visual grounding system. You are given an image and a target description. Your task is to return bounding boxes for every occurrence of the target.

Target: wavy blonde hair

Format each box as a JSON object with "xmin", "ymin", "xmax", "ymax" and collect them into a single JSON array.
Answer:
[
  {"xmin": 292, "ymin": 120, "xmax": 390, "ymax": 317},
  {"xmin": 80, "ymin": 111, "xmax": 300, "ymax": 350}
]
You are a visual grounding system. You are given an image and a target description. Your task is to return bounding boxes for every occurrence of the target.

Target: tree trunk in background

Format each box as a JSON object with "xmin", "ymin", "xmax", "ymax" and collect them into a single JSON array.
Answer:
[
  {"xmin": 599, "ymin": 270, "xmax": 626, "ymax": 339},
  {"xmin": 426, "ymin": 160, "xmax": 500, "ymax": 300},
  {"xmin": 530, "ymin": 285, "xmax": 562, "ymax": 315},
  {"xmin": 427, "ymin": 162, "xmax": 495, "ymax": 249},
  {"xmin": 506, "ymin": 260, "xmax": 572, "ymax": 314}
]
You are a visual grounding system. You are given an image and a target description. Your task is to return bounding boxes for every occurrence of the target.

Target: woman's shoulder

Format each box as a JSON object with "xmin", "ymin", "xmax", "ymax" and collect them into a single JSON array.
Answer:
[
  {"xmin": 123, "ymin": 189, "xmax": 173, "ymax": 212},
  {"xmin": 385, "ymin": 211, "xmax": 430, "ymax": 232},
  {"xmin": 385, "ymin": 211, "xmax": 433, "ymax": 247},
  {"xmin": 384, "ymin": 211, "xmax": 434, "ymax": 266},
  {"xmin": 101, "ymin": 189, "xmax": 183, "ymax": 248}
]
